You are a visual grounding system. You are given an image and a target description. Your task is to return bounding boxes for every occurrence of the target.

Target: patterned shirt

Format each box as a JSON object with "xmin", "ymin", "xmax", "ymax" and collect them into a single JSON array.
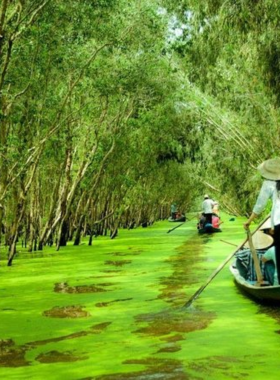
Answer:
[{"xmin": 253, "ymin": 180, "xmax": 280, "ymax": 228}]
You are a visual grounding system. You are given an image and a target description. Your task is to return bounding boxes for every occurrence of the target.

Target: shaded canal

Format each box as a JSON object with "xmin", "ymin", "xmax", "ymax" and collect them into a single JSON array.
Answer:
[{"xmin": 0, "ymin": 215, "xmax": 280, "ymax": 379}]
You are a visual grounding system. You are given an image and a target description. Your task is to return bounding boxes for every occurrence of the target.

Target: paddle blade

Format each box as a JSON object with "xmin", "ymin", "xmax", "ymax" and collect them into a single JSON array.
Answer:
[{"xmin": 183, "ymin": 286, "xmax": 204, "ymax": 308}]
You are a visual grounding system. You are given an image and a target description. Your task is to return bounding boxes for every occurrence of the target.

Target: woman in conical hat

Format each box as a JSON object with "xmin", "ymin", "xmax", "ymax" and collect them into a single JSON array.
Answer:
[
  {"xmin": 244, "ymin": 231, "xmax": 273, "ymax": 250},
  {"xmin": 244, "ymin": 157, "xmax": 280, "ymax": 284}
]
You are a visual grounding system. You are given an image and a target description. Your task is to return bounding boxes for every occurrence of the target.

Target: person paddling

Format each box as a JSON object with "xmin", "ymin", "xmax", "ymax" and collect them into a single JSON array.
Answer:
[
  {"xmin": 201, "ymin": 194, "xmax": 214, "ymax": 226},
  {"xmin": 244, "ymin": 157, "xmax": 280, "ymax": 284}
]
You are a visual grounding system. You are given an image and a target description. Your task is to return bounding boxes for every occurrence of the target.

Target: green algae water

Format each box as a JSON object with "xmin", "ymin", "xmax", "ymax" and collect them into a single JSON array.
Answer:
[{"xmin": 0, "ymin": 213, "xmax": 280, "ymax": 380}]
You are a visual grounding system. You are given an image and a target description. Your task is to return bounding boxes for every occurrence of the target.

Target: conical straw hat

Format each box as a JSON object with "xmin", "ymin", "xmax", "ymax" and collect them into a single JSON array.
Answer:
[
  {"xmin": 258, "ymin": 158, "xmax": 280, "ymax": 180},
  {"xmin": 259, "ymin": 217, "xmax": 271, "ymax": 230},
  {"xmin": 244, "ymin": 231, "xmax": 274, "ymax": 250}
]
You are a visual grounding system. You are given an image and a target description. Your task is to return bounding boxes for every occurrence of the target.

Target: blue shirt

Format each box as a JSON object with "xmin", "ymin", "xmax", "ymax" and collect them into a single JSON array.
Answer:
[{"xmin": 263, "ymin": 246, "xmax": 279, "ymax": 285}]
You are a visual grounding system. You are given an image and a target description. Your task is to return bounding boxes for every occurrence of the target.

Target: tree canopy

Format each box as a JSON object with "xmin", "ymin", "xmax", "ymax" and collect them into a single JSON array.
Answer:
[{"xmin": 0, "ymin": 0, "xmax": 279, "ymax": 264}]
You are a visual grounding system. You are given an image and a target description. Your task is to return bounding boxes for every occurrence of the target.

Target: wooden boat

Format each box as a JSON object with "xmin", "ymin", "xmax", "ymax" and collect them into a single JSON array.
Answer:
[
  {"xmin": 230, "ymin": 216, "xmax": 280, "ymax": 304},
  {"xmin": 198, "ymin": 223, "xmax": 222, "ymax": 234},
  {"xmin": 197, "ymin": 214, "xmax": 222, "ymax": 234},
  {"xmin": 183, "ymin": 215, "xmax": 277, "ymax": 308},
  {"xmin": 168, "ymin": 215, "xmax": 186, "ymax": 222},
  {"xmin": 230, "ymin": 264, "xmax": 280, "ymax": 303}
]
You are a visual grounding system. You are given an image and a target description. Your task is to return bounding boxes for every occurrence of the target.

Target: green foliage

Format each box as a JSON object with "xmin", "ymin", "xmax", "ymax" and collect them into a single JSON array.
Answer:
[
  {"xmin": 165, "ymin": 0, "xmax": 280, "ymax": 214},
  {"xmin": 2, "ymin": 0, "xmax": 280, "ymax": 259}
]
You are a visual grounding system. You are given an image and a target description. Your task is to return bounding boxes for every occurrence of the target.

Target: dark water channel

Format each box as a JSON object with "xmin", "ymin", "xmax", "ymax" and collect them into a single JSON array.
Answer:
[{"xmin": 0, "ymin": 217, "xmax": 280, "ymax": 379}]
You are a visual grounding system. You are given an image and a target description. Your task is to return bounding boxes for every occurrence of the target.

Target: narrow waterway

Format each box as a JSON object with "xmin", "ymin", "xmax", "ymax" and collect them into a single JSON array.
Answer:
[{"xmin": 0, "ymin": 214, "xmax": 279, "ymax": 379}]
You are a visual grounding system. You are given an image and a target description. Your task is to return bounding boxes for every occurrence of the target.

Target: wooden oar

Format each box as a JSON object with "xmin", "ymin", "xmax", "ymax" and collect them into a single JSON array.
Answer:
[
  {"xmin": 167, "ymin": 214, "xmax": 197, "ymax": 233},
  {"xmin": 167, "ymin": 222, "xmax": 185, "ymax": 234},
  {"xmin": 246, "ymin": 228, "xmax": 263, "ymax": 284},
  {"xmin": 183, "ymin": 215, "xmax": 270, "ymax": 308},
  {"xmin": 220, "ymin": 240, "xmax": 238, "ymax": 247}
]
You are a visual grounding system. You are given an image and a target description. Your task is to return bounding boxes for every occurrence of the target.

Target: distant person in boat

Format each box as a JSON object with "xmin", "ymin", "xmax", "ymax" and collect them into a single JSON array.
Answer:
[
  {"xmin": 212, "ymin": 201, "xmax": 219, "ymax": 216},
  {"xmin": 201, "ymin": 194, "xmax": 214, "ymax": 225},
  {"xmin": 212, "ymin": 201, "xmax": 220, "ymax": 228},
  {"xmin": 244, "ymin": 157, "xmax": 280, "ymax": 284},
  {"xmin": 171, "ymin": 203, "xmax": 178, "ymax": 220},
  {"xmin": 197, "ymin": 213, "xmax": 206, "ymax": 229},
  {"xmin": 212, "ymin": 214, "xmax": 220, "ymax": 229},
  {"xmin": 261, "ymin": 246, "xmax": 279, "ymax": 285}
]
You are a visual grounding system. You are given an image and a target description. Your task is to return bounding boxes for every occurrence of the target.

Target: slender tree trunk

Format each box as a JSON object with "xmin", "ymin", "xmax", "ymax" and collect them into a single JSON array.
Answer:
[
  {"xmin": 7, "ymin": 196, "xmax": 25, "ymax": 266},
  {"xmin": 59, "ymin": 220, "xmax": 69, "ymax": 246},
  {"xmin": 7, "ymin": 147, "xmax": 42, "ymax": 265},
  {"xmin": 73, "ymin": 214, "xmax": 86, "ymax": 246},
  {"xmin": 88, "ymin": 232, "xmax": 93, "ymax": 246},
  {"xmin": 38, "ymin": 171, "xmax": 62, "ymax": 250},
  {"xmin": 28, "ymin": 194, "xmax": 35, "ymax": 252}
]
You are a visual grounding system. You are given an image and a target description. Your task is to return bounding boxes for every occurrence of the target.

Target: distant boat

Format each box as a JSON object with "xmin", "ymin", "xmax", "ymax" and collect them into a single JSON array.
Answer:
[
  {"xmin": 168, "ymin": 215, "xmax": 186, "ymax": 222},
  {"xmin": 197, "ymin": 214, "xmax": 222, "ymax": 234},
  {"xmin": 198, "ymin": 223, "xmax": 222, "ymax": 234}
]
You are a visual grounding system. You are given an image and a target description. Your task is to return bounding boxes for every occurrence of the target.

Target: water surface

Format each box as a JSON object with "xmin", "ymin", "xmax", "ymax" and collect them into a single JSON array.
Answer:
[{"xmin": 0, "ymin": 213, "xmax": 279, "ymax": 379}]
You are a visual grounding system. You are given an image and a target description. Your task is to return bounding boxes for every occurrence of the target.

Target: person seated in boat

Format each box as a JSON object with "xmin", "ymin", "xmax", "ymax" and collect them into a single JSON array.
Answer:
[
  {"xmin": 244, "ymin": 157, "xmax": 280, "ymax": 285},
  {"xmin": 171, "ymin": 203, "xmax": 178, "ymax": 220},
  {"xmin": 235, "ymin": 231, "xmax": 274, "ymax": 282},
  {"xmin": 261, "ymin": 246, "xmax": 279, "ymax": 286},
  {"xmin": 201, "ymin": 194, "xmax": 214, "ymax": 226},
  {"xmin": 212, "ymin": 214, "xmax": 220, "ymax": 229},
  {"xmin": 212, "ymin": 201, "xmax": 219, "ymax": 216},
  {"xmin": 197, "ymin": 213, "xmax": 206, "ymax": 229}
]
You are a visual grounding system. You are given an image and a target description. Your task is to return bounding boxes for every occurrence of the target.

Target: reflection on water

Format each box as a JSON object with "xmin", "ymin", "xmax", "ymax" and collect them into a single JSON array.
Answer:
[
  {"xmin": 94, "ymin": 357, "xmax": 188, "ymax": 380},
  {"xmin": 134, "ymin": 307, "xmax": 215, "ymax": 336},
  {"xmin": 104, "ymin": 260, "xmax": 132, "ymax": 267},
  {"xmin": 235, "ymin": 284, "xmax": 280, "ymax": 322},
  {"xmin": 258, "ymin": 304, "xmax": 280, "ymax": 324},
  {"xmin": 107, "ymin": 251, "xmax": 142, "ymax": 256},
  {"xmin": 156, "ymin": 234, "xmax": 211, "ymax": 306},
  {"xmin": 54, "ymin": 282, "xmax": 110, "ymax": 293},
  {"xmin": 95, "ymin": 298, "xmax": 133, "ymax": 307}
]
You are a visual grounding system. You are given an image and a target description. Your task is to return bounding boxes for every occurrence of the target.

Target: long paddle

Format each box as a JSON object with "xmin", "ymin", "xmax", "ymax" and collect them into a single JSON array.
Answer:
[
  {"xmin": 183, "ymin": 215, "xmax": 270, "ymax": 308},
  {"xmin": 167, "ymin": 214, "xmax": 198, "ymax": 233},
  {"xmin": 246, "ymin": 228, "xmax": 264, "ymax": 284},
  {"xmin": 167, "ymin": 222, "xmax": 185, "ymax": 234}
]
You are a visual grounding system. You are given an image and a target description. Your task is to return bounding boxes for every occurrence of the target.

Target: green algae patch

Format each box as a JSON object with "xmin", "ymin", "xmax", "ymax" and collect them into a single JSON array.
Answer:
[{"xmin": 1, "ymin": 216, "xmax": 280, "ymax": 379}]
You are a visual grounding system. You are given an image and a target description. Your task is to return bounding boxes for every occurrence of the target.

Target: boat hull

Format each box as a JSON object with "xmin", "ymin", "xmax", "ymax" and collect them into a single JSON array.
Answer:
[
  {"xmin": 230, "ymin": 264, "xmax": 280, "ymax": 304},
  {"xmin": 198, "ymin": 224, "xmax": 222, "ymax": 234},
  {"xmin": 168, "ymin": 216, "xmax": 186, "ymax": 222}
]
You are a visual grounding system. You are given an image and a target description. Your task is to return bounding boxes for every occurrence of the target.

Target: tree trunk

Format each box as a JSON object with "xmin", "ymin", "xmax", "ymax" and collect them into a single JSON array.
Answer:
[
  {"xmin": 88, "ymin": 232, "xmax": 93, "ymax": 246},
  {"xmin": 58, "ymin": 220, "xmax": 69, "ymax": 247},
  {"xmin": 73, "ymin": 215, "xmax": 85, "ymax": 246}
]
